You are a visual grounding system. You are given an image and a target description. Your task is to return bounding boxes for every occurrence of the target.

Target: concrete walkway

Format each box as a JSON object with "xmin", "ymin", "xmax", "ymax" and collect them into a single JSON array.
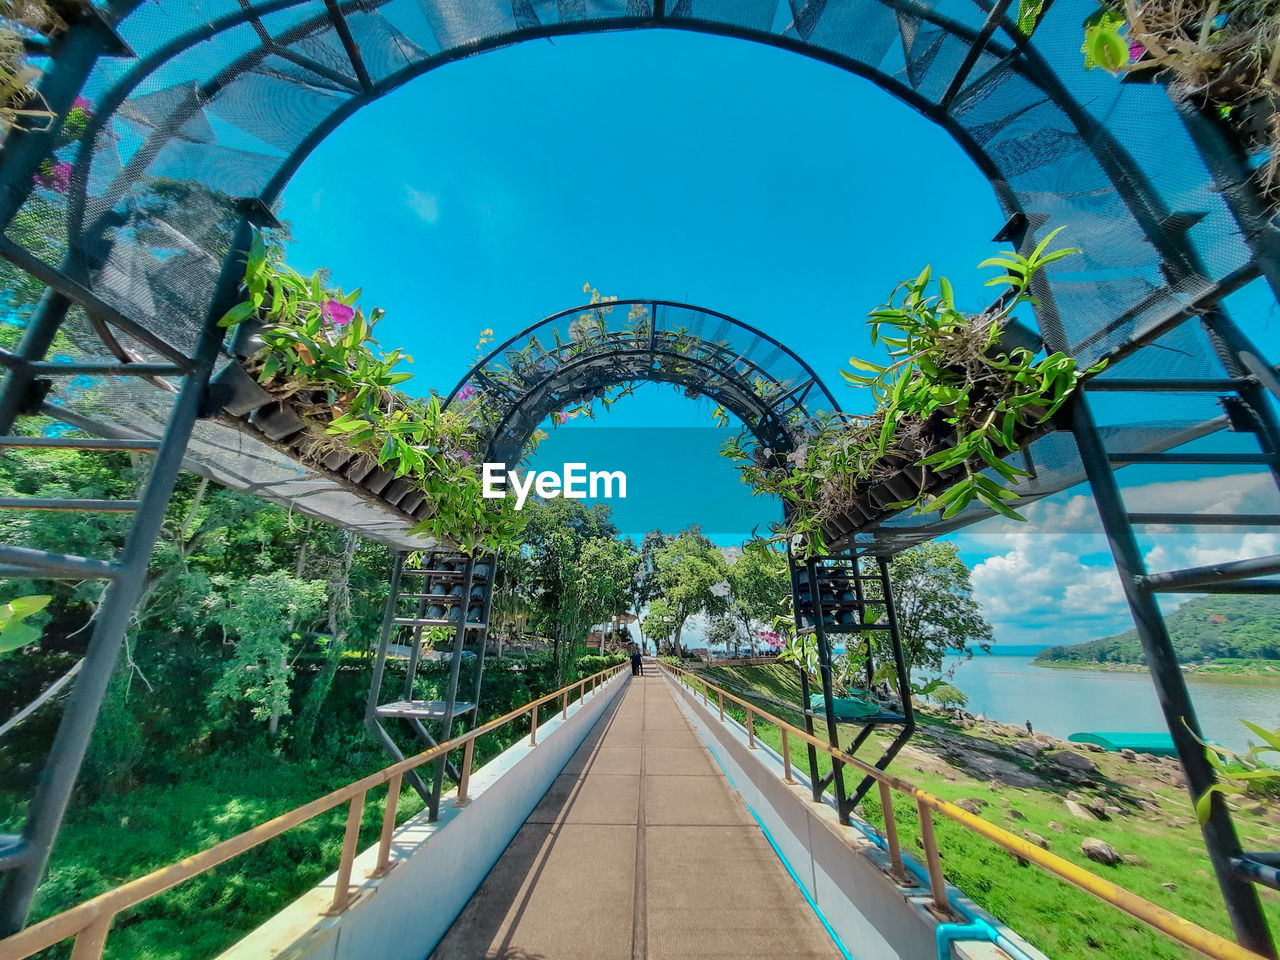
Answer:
[{"xmin": 431, "ymin": 670, "xmax": 844, "ymax": 960}]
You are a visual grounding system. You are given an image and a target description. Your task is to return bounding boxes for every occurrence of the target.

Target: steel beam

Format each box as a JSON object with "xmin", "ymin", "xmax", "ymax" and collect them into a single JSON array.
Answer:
[
  {"xmin": 1070, "ymin": 392, "xmax": 1276, "ymax": 957},
  {"xmin": 0, "ymin": 222, "xmax": 249, "ymax": 935}
]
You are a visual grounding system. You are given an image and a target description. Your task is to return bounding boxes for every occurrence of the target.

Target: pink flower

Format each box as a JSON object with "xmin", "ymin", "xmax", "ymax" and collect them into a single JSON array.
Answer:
[
  {"xmin": 322, "ymin": 299, "xmax": 354, "ymax": 325},
  {"xmin": 1128, "ymin": 40, "xmax": 1145, "ymax": 61},
  {"xmin": 71, "ymin": 96, "xmax": 93, "ymax": 113},
  {"xmin": 455, "ymin": 384, "xmax": 477, "ymax": 401},
  {"xmin": 551, "ymin": 411, "xmax": 568, "ymax": 426},
  {"xmin": 455, "ymin": 449, "xmax": 473, "ymax": 463}
]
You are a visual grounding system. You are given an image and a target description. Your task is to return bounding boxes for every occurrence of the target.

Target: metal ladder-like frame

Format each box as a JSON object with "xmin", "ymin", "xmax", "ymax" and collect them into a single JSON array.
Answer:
[
  {"xmin": 0, "ymin": 239, "xmax": 252, "ymax": 933},
  {"xmin": 788, "ymin": 547, "xmax": 916, "ymax": 824},
  {"xmin": 365, "ymin": 550, "xmax": 495, "ymax": 820},
  {"xmin": 1069, "ymin": 307, "xmax": 1280, "ymax": 957}
]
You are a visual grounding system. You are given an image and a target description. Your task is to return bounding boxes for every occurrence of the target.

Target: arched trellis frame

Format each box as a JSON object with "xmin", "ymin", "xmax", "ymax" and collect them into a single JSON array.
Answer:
[
  {"xmin": 0, "ymin": 0, "xmax": 1277, "ymax": 951},
  {"xmin": 443, "ymin": 299, "xmax": 841, "ymax": 464}
]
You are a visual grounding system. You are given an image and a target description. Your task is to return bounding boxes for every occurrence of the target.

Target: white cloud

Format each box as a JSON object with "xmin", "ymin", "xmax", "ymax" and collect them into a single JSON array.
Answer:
[
  {"xmin": 406, "ymin": 187, "xmax": 439, "ymax": 223},
  {"xmin": 960, "ymin": 470, "xmax": 1279, "ymax": 649}
]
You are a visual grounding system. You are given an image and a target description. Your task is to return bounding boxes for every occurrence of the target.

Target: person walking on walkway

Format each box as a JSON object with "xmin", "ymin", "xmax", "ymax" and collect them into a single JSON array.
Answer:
[{"xmin": 630, "ymin": 644, "xmax": 643, "ymax": 677}]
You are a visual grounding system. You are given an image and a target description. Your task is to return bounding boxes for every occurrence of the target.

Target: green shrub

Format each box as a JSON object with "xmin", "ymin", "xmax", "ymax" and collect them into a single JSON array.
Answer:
[{"xmin": 574, "ymin": 653, "xmax": 627, "ymax": 677}]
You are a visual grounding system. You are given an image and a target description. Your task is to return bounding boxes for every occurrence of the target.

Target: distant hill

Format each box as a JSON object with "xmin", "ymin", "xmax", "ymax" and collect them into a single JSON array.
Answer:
[{"xmin": 1035, "ymin": 595, "xmax": 1280, "ymax": 665}]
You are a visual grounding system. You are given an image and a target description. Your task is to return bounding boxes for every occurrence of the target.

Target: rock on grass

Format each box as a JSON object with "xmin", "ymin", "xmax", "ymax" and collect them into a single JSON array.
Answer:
[{"xmin": 1081, "ymin": 837, "xmax": 1122, "ymax": 866}]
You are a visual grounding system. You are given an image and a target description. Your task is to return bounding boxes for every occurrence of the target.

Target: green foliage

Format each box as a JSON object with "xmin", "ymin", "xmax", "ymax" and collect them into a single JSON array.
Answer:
[
  {"xmin": 511, "ymin": 499, "xmax": 636, "ymax": 675},
  {"xmin": 207, "ymin": 572, "xmax": 327, "ymax": 734},
  {"xmin": 1082, "ymin": 7, "xmax": 1131, "ymax": 72},
  {"xmin": 882, "ymin": 542, "xmax": 993, "ymax": 682},
  {"xmin": 651, "ymin": 527, "xmax": 729, "ymax": 658},
  {"xmin": 724, "ymin": 542, "xmax": 790, "ymax": 648},
  {"xmin": 1036, "ymin": 595, "xmax": 1280, "ymax": 665},
  {"xmin": 573, "ymin": 653, "xmax": 627, "ymax": 676},
  {"xmin": 222, "ymin": 238, "xmax": 523, "ymax": 553},
  {"xmin": 1195, "ymin": 720, "xmax": 1280, "ymax": 824},
  {"xmin": 657, "ymin": 655, "xmax": 682, "ymax": 667},
  {"xmin": 0, "ymin": 593, "xmax": 50, "ymax": 653},
  {"xmin": 641, "ymin": 597, "xmax": 679, "ymax": 648},
  {"xmin": 931, "ymin": 682, "xmax": 968, "ymax": 709},
  {"xmin": 723, "ymin": 232, "xmax": 1101, "ymax": 554},
  {"xmin": 705, "ymin": 616, "xmax": 741, "ymax": 650}
]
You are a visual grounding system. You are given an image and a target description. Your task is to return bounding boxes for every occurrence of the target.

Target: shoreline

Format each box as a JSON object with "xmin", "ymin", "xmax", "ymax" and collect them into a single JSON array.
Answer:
[{"xmin": 1029, "ymin": 658, "xmax": 1280, "ymax": 687}]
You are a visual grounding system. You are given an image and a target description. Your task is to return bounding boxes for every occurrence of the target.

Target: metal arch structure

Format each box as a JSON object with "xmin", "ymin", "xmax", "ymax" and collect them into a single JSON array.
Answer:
[
  {"xmin": 446, "ymin": 295, "xmax": 924, "ymax": 840},
  {"xmin": 444, "ymin": 299, "xmax": 841, "ymax": 465},
  {"xmin": 0, "ymin": 0, "xmax": 1276, "ymax": 951}
]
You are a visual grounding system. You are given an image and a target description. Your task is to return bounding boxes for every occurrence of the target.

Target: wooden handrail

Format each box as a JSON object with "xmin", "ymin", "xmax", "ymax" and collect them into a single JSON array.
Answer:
[
  {"xmin": 0, "ymin": 663, "xmax": 628, "ymax": 960},
  {"xmin": 660, "ymin": 663, "xmax": 1270, "ymax": 960}
]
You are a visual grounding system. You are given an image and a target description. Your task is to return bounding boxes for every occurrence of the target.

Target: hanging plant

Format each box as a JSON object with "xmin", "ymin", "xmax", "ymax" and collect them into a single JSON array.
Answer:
[
  {"xmin": 219, "ymin": 233, "xmax": 523, "ymax": 555},
  {"xmin": 1063, "ymin": 0, "xmax": 1280, "ymax": 207},
  {"xmin": 724, "ymin": 229, "xmax": 1103, "ymax": 554}
]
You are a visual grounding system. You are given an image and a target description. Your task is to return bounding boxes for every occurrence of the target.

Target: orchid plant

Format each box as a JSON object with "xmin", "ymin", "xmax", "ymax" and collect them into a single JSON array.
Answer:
[
  {"xmin": 723, "ymin": 229, "xmax": 1102, "ymax": 555},
  {"xmin": 1015, "ymin": 0, "xmax": 1280, "ymax": 208},
  {"xmin": 220, "ymin": 233, "xmax": 523, "ymax": 554}
]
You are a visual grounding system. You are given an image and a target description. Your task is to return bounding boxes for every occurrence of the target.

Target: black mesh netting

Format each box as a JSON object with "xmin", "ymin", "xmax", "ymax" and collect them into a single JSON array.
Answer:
[{"xmin": 5, "ymin": 0, "xmax": 1273, "ymax": 547}]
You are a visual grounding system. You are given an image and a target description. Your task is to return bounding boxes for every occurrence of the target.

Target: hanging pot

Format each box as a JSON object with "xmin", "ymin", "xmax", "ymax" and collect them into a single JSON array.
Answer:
[
  {"xmin": 382, "ymin": 478, "xmax": 413, "ymax": 507},
  {"xmin": 229, "ymin": 319, "xmax": 266, "ymax": 360},
  {"xmin": 249, "ymin": 401, "xmax": 306, "ymax": 441},
  {"xmin": 322, "ymin": 449, "xmax": 355, "ymax": 471},
  {"xmin": 206, "ymin": 361, "xmax": 273, "ymax": 417},
  {"xmin": 361, "ymin": 468, "xmax": 394, "ymax": 496}
]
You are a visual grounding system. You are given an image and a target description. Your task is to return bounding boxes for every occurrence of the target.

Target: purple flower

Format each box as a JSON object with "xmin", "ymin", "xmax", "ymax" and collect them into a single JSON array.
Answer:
[
  {"xmin": 455, "ymin": 384, "xmax": 477, "ymax": 401},
  {"xmin": 455, "ymin": 449, "xmax": 473, "ymax": 463},
  {"xmin": 322, "ymin": 299, "xmax": 354, "ymax": 325},
  {"xmin": 1128, "ymin": 40, "xmax": 1145, "ymax": 61},
  {"xmin": 71, "ymin": 96, "xmax": 93, "ymax": 113}
]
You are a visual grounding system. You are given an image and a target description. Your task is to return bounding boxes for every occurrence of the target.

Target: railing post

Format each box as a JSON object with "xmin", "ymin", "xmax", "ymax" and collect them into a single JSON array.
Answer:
[
  {"xmin": 781, "ymin": 729, "xmax": 795, "ymax": 784},
  {"xmin": 69, "ymin": 914, "xmax": 113, "ymax": 960},
  {"xmin": 746, "ymin": 707, "xmax": 756, "ymax": 749},
  {"xmin": 880, "ymin": 781, "xmax": 909, "ymax": 885},
  {"xmin": 562, "ymin": 689, "xmax": 569, "ymax": 720},
  {"xmin": 371, "ymin": 775, "xmax": 402, "ymax": 878},
  {"xmin": 530, "ymin": 703, "xmax": 538, "ymax": 746},
  {"xmin": 327, "ymin": 790, "xmax": 367, "ymax": 915},
  {"xmin": 456, "ymin": 739, "xmax": 475, "ymax": 806},
  {"xmin": 702, "ymin": 680, "xmax": 708, "ymax": 705},
  {"xmin": 915, "ymin": 798, "xmax": 950, "ymax": 917},
  {"xmin": 717, "ymin": 690, "xmax": 724, "ymax": 721}
]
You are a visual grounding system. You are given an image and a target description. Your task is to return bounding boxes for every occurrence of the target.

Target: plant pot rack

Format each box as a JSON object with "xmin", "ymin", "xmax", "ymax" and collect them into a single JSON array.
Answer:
[
  {"xmin": 788, "ymin": 547, "xmax": 916, "ymax": 822},
  {"xmin": 364, "ymin": 550, "xmax": 495, "ymax": 819}
]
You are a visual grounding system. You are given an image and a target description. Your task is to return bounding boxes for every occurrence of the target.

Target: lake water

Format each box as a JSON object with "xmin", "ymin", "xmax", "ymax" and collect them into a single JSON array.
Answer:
[{"xmin": 942, "ymin": 655, "xmax": 1280, "ymax": 755}]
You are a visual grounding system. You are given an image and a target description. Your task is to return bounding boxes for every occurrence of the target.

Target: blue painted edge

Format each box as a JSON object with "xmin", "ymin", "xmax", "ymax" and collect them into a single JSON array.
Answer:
[{"xmin": 698, "ymin": 734, "xmax": 856, "ymax": 960}]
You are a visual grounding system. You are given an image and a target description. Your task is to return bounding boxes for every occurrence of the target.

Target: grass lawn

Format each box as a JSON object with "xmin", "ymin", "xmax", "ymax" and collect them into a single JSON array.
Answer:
[{"xmin": 697, "ymin": 663, "xmax": 1280, "ymax": 960}]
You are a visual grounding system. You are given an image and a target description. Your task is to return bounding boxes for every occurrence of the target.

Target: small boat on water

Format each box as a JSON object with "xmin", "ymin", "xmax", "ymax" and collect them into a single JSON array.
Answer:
[{"xmin": 1068, "ymin": 731, "xmax": 1178, "ymax": 756}]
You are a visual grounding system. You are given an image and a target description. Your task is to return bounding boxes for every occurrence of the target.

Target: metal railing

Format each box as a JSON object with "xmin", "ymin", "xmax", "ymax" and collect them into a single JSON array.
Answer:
[
  {"xmin": 662, "ymin": 664, "xmax": 1269, "ymax": 960},
  {"xmin": 0, "ymin": 663, "xmax": 629, "ymax": 960}
]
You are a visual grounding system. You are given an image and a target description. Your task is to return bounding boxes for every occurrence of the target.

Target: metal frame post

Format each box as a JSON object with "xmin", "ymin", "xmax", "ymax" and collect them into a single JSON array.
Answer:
[
  {"xmin": 429, "ymin": 555, "xmax": 476, "ymax": 818},
  {"xmin": 1070, "ymin": 391, "xmax": 1276, "ymax": 958},
  {"xmin": 0, "ymin": 221, "xmax": 249, "ymax": 934}
]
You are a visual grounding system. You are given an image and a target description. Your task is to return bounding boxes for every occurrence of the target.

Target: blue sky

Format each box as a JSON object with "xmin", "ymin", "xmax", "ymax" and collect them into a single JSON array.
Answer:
[{"xmin": 277, "ymin": 28, "xmax": 1279, "ymax": 651}]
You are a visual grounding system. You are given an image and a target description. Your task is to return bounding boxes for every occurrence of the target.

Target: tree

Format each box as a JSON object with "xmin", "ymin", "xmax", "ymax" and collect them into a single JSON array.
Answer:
[
  {"xmin": 208, "ymin": 571, "xmax": 327, "ymax": 736},
  {"xmin": 725, "ymin": 543, "xmax": 790, "ymax": 653},
  {"xmin": 653, "ymin": 527, "xmax": 729, "ymax": 658},
  {"xmin": 574, "ymin": 536, "xmax": 640, "ymax": 651},
  {"xmin": 513, "ymin": 499, "xmax": 639, "ymax": 673},
  {"xmin": 632, "ymin": 529, "xmax": 672, "ymax": 615},
  {"xmin": 641, "ymin": 598, "xmax": 678, "ymax": 653},
  {"xmin": 705, "ymin": 616, "xmax": 740, "ymax": 653},
  {"xmin": 880, "ymin": 542, "xmax": 992, "ymax": 684}
]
